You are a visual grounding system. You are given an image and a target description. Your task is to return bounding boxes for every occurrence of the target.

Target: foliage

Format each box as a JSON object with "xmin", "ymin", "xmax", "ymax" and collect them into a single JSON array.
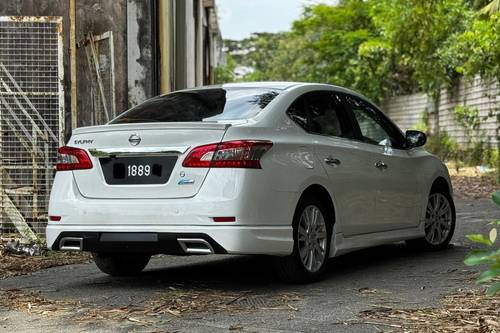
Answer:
[
  {"xmin": 425, "ymin": 131, "xmax": 459, "ymax": 162},
  {"xmin": 479, "ymin": 0, "xmax": 500, "ymax": 15},
  {"xmin": 214, "ymin": 54, "xmax": 236, "ymax": 84},
  {"xmin": 270, "ymin": 1, "xmax": 387, "ymax": 100},
  {"xmin": 464, "ymin": 191, "xmax": 500, "ymax": 296},
  {"xmin": 454, "ymin": 106, "xmax": 481, "ymax": 133},
  {"xmin": 370, "ymin": 0, "xmax": 472, "ymax": 97},
  {"xmin": 425, "ymin": 131, "xmax": 499, "ymax": 168},
  {"xmin": 220, "ymin": 0, "xmax": 478, "ymax": 102},
  {"xmin": 442, "ymin": 14, "xmax": 500, "ymax": 83}
]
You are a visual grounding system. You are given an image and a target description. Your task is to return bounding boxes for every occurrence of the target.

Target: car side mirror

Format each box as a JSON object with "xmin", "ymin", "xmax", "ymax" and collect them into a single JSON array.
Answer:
[{"xmin": 406, "ymin": 130, "xmax": 427, "ymax": 149}]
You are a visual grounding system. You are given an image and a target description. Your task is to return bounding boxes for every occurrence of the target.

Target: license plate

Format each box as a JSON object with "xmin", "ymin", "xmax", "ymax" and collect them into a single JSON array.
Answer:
[{"xmin": 100, "ymin": 156, "xmax": 177, "ymax": 185}]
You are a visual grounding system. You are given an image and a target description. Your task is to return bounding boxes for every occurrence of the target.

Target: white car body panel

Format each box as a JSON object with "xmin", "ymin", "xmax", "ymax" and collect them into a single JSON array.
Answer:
[{"xmin": 47, "ymin": 82, "xmax": 453, "ymax": 259}]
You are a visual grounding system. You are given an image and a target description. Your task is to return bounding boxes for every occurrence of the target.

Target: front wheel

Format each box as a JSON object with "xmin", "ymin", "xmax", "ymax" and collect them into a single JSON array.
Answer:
[
  {"xmin": 274, "ymin": 196, "xmax": 332, "ymax": 283},
  {"xmin": 92, "ymin": 253, "xmax": 151, "ymax": 276},
  {"xmin": 406, "ymin": 190, "xmax": 456, "ymax": 251}
]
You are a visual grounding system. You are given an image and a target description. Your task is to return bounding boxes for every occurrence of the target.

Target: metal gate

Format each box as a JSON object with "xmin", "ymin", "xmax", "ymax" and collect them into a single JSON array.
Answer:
[{"xmin": 0, "ymin": 17, "xmax": 64, "ymax": 240}]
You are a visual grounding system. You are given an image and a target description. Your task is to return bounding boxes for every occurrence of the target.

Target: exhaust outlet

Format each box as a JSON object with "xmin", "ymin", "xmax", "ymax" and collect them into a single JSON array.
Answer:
[
  {"xmin": 177, "ymin": 238, "xmax": 214, "ymax": 255},
  {"xmin": 59, "ymin": 237, "xmax": 83, "ymax": 251}
]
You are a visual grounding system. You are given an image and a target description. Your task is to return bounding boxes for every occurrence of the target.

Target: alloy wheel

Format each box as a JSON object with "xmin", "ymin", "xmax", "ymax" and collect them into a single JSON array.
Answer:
[
  {"xmin": 424, "ymin": 193, "xmax": 453, "ymax": 245},
  {"xmin": 297, "ymin": 205, "xmax": 328, "ymax": 272}
]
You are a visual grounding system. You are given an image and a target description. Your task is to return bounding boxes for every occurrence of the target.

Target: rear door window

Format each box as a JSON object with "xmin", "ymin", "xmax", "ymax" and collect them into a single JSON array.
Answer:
[
  {"xmin": 110, "ymin": 88, "xmax": 280, "ymax": 124},
  {"xmin": 305, "ymin": 92, "xmax": 344, "ymax": 137},
  {"xmin": 286, "ymin": 91, "xmax": 352, "ymax": 138}
]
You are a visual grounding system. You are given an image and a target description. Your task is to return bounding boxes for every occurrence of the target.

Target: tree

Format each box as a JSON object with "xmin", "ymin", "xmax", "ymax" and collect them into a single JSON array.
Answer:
[
  {"xmin": 268, "ymin": 1, "xmax": 389, "ymax": 101},
  {"xmin": 370, "ymin": 0, "xmax": 472, "ymax": 97},
  {"xmin": 214, "ymin": 54, "xmax": 236, "ymax": 84}
]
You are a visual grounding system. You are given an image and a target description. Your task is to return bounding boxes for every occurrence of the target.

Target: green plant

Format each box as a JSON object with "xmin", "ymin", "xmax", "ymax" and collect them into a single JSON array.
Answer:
[
  {"xmin": 454, "ymin": 106, "xmax": 481, "ymax": 133},
  {"xmin": 214, "ymin": 54, "xmax": 236, "ymax": 84},
  {"xmin": 425, "ymin": 131, "xmax": 459, "ymax": 162},
  {"xmin": 464, "ymin": 190, "xmax": 500, "ymax": 296},
  {"xmin": 414, "ymin": 111, "xmax": 429, "ymax": 133}
]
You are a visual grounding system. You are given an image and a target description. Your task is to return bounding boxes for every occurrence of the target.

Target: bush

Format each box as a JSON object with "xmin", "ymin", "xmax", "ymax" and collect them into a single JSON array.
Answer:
[
  {"xmin": 425, "ymin": 131, "xmax": 499, "ymax": 170},
  {"xmin": 425, "ymin": 131, "xmax": 459, "ymax": 162},
  {"xmin": 464, "ymin": 191, "xmax": 500, "ymax": 296}
]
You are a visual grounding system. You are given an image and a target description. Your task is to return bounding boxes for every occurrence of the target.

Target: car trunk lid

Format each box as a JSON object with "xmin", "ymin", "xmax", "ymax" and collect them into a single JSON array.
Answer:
[{"xmin": 70, "ymin": 122, "xmax": 229, "ymax": 199}]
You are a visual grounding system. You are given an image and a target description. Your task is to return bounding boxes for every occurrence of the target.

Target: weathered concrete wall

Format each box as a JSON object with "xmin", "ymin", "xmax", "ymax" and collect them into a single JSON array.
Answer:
[
  {"xmin": 76, "ymin": 0, "xmax": 127, "ymax": 125},
  {"xmin": 380, "ymin": 76, "xmax": 500, "ymax": 147},
  {"xmin": 127, "ymin": 0, "xmax": 156, "ymax": 108},
  {"xmin": 0, "ymin": 0, "xmax": 223, "ymax": 133},
  {"xmin": 0, "ymin": 0, "xmax": 129, "ymax": 134},
  {"xmin": 0, "ymin": 0, "xmax": 72, "ymax": 138}
]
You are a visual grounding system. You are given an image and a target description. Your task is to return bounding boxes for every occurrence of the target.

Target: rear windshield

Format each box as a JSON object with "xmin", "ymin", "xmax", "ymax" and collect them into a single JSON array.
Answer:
[{"xmin": 109, "ymin": 88, "xmax": 280, "ymax": 124}]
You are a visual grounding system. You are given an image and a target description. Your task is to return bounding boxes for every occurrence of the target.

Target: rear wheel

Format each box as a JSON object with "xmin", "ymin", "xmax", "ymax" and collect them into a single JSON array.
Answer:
[
  {"xmin": 92, "ymin": 253, "xmax": 151, "ymax": 276},
  {"xmin": 406, "ymin": 189, "xmax": 455, "ymax": 250},
  {"xmin": 274, "ymin": 196, "xmax": 332, "ymax": 283}
]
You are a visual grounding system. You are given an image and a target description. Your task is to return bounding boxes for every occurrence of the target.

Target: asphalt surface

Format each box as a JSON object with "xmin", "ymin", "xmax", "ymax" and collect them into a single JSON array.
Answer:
[{"xmin": 0, "ymin": 198, "xmax": 498, "ymax": 333}]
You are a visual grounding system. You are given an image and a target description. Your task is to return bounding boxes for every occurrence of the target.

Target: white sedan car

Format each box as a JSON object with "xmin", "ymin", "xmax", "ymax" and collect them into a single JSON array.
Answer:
[{"xmin": 47, "ymin": 82, "xmax": 455, "ymax": 282}]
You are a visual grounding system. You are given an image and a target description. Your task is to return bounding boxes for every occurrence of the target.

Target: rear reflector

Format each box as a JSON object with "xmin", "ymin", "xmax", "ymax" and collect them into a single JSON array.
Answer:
[
  {"xmin": 182, "ymin": 140, "xmax": 273, "ymax": 169},
  {"xmin": 56, "ymin": 146, "xmax": 93, "ymax": 171},
  {"xmin": 49, "ymin": 215, "xmax": 61, "ymax": 222},
  {"xmin": 212, "ymin": 217, "xmax": 236, "ymax": 222}
]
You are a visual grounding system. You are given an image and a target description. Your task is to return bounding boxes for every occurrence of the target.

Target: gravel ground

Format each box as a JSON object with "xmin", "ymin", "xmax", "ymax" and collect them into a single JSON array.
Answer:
[{"xmin": 0, "ymin": 197, "xmax": 498, "ymax": 333}]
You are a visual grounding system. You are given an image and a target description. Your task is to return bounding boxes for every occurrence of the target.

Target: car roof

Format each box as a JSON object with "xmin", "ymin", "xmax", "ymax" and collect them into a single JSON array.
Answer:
[
  {"xmin": 221, "ymin": 81, "xmax": 303, "ymax": 90},
  {"xmin": 177, "ymin": 82, "xmax": 375, "ymax": 105},
  {"xmin": 220, "ymin": 82, "xmax": 368, "ymax": 99}
]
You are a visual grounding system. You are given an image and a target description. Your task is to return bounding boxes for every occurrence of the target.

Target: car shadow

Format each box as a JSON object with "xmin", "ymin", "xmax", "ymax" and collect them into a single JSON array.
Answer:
[{"xmin": 81, "ymin": 242, "xmax": 466, "ymax": 293}]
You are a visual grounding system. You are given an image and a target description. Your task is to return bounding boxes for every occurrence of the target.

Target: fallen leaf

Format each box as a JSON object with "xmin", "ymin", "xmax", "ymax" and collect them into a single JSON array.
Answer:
[{"xmin": 229, "ymin": 324, "xmax": 243, "ymax": 331}]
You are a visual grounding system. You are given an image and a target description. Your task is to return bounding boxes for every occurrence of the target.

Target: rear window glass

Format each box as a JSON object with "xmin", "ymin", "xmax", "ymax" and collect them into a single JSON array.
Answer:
[{"xmin": 109, "ymin": 88, "xmax": 280, "ymax": 124}]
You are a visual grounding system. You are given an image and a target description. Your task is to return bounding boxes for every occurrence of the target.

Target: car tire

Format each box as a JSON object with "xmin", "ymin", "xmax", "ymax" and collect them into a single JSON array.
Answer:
[
  {"xmin": 92, "ymin": 253, "xmax": 151, "ymax": 276},
  {"xmin": 274, "ymin": 195, "xmax": 333, "ymax": 283},
  {"xmin": 406, "ymin": 188, "xmax": 456, "ymax": 251}
]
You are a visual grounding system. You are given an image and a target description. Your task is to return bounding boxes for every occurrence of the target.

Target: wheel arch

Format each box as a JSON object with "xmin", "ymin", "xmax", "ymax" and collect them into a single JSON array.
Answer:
[
  {"xmin": 430, "ymin": 176, "xmax": 452, "ymax": 196},
  {"xmin": 296, "ymin": 184, "xmax": 336, "ymax": 227}
]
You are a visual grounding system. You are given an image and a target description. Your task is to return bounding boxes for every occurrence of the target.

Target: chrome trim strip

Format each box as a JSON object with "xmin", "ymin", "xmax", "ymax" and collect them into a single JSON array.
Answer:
[{"xmin": 88, "ymin": 146, "xmax": 189, "ymax": 157}]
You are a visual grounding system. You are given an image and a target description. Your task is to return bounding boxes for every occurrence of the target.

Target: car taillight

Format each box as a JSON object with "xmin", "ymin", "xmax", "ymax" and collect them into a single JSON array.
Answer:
[
  {"xmin": 56, "ymin": 146, "xmax": 93, "ymax": 171},
  {"xmin": 182, "ymin": 140, "xmax": 273, "ymax": 169}
]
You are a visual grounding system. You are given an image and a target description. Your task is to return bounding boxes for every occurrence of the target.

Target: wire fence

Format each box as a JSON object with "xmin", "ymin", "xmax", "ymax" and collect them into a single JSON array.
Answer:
[{"xmin": 0, "ymin": 17, "xmax": 64, "ymax": 240}]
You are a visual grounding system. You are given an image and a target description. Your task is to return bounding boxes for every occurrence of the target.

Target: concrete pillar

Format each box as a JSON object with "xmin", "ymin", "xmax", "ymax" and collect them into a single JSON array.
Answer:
[
  {"xmin": 158, "ymin": 0, "xmax": 173, "ymax": 94},
  {"xmin": 127, "ymin": 0, "xmax": 155, "ymax": 107},
  {"xmin": 195, "ymin": 0, "xmax": 204, "ymax": 87},
  {"xmin": 185, "ymin": 0, "xmax": 196, "ymax": 88}
]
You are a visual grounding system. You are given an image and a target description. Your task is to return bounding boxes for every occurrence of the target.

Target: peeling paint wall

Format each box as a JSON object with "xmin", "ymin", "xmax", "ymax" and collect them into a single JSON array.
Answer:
[
  {"xmin": 76, "ymin": 0, "xmax": 127, "ymax": 126},
  {"xmin": 127, "ymin": 0, "xmax": 156, "ymax": 108},
  {"xmin": 0, "ymin": 0, "xmax": 128, "ymax": 136},
  {"xmin": 0, "ymin": 0, "xmax": 71, "ymax": 138}
]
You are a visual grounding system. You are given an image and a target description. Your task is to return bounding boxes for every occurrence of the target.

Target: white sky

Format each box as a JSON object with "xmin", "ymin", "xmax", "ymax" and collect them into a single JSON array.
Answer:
[{"xmin": 217, "ymin": 0, "xmax": 338, "ymax": 40}]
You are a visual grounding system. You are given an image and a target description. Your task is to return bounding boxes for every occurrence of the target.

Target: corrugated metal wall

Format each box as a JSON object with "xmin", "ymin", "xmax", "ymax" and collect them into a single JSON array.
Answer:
[{"xmin": 380, "ymin": 76, "xmax": 499, "ymax": 147}]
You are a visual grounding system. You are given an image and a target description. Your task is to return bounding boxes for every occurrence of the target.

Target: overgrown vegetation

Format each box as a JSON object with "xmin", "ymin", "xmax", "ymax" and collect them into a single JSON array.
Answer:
[
  {"xmin": 464, "ymin": 191, "xmax": 500, "ymax": 296},
  {"xmin": 219, "ymin": 0, "xmax": 499, "ymax": 101}
]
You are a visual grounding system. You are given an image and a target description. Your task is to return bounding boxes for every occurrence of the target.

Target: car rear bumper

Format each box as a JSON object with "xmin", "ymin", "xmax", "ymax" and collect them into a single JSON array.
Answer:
[{"xmin": 46, "ymin": 224, "xmax": 293, "ymax": 256}]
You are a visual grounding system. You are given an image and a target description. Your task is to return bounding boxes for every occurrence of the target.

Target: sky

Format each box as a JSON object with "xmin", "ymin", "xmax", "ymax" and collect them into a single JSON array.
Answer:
[{"xmin": 217, "ymin": 0, "xmax": 338, "ymax": 40}]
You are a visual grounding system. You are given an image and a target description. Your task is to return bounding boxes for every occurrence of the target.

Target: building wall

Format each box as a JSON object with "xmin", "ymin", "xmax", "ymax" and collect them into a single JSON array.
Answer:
[
  {"xmin": 380, "ymin": 76, "xmax": 500, "ymax": 147},
  {"xmin": 0, "ymin": 0, "xmax": 222, "ymax": 134},
  {"xmin": 127, "ymin": 0, "xmax": 156, "ymax": 108},
  {"xmin": 76, "ymin": 0, "xmax": 128, "ymax": 126},
  {"xmin": 0, "ymin": 0, "xmax": 72, "ymax": 137}
]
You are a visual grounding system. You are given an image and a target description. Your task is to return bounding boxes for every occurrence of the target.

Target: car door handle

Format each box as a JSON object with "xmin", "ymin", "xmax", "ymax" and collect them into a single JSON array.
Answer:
[
  {"xmin": 324, "ymin": 157, "xmax": 341, "ymax": 166},
  {"xmin": 375, "ymin": 161, "xmax": 388, "ymax": 170}
]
